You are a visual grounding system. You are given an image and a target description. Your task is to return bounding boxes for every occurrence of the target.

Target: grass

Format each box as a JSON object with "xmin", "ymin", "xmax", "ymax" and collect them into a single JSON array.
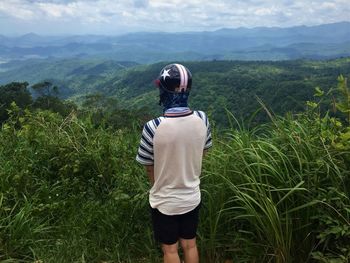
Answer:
[{"xmin": 0, "ymin": 107, "xmax": 349, "ymax": 262}]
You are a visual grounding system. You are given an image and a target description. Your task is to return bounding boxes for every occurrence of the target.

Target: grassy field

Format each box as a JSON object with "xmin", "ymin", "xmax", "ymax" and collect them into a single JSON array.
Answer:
[{"xmin": 0, "ymin": 86, "xmax": 349, "ymax": 263}]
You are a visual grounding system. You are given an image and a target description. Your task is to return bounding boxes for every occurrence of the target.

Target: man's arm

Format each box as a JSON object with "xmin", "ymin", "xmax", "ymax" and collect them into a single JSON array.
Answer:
[{"xmin": 145, "ymin": 165, "xmax": 154, "ymax": 186}]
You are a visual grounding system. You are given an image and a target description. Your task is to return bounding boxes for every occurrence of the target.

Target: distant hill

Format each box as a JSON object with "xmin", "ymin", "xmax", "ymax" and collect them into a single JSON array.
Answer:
[
  {"xmin": 103, "ymin": 58, "xmax": 350, "ymax": 124},
  {"xmin": 0, "ymin": 58, "xmax": 138, "ymax": 98},
  {"xmin": 1, "ymin": 22, "xmax": 350, "ymax": 63},
  {"xmin": 1, "ymin": 57, "xmax": 349, "ymax": 125}
]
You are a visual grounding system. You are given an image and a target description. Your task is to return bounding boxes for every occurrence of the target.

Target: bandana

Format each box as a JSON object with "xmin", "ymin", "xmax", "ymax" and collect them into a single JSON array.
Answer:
[{"xmin": 159, "ymin": 88, "xmax": 189, "ymax": 112}]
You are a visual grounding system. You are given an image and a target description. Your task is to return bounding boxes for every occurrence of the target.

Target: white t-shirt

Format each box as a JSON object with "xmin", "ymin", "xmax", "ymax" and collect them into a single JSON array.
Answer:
[{"xmin": 136, "ymin": 107, "xmax": 212, "ymax": 215}]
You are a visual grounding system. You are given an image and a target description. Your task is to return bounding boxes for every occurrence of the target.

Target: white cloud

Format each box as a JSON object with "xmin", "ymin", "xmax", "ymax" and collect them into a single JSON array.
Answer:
[
  {"xmin": 0, "ymin": 0, "xmax": 35, "ymax": 20},
  {"xmin": 0, "ymin": 0, "xmax": 349, "ymax": 34}
]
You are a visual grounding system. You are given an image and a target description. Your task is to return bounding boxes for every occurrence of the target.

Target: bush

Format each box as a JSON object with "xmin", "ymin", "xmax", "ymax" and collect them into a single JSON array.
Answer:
[{"xmin": 0, "ymin": 92, "xmax": 349, "ymax": 262}]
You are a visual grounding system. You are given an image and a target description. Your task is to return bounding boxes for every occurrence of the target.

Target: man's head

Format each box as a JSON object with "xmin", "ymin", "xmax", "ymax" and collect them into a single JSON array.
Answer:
[{"xmin": 155, "ymin": 63, "xmax": 192, "ymax": 111}]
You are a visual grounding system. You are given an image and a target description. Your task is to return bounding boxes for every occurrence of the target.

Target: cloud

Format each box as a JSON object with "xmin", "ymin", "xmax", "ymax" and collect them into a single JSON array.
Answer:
[
  {"xmin": 0, "ymin": 0, "xmax": 349, "ymax": 35},
  {"xmin": 133, "ymin": 0, "xmax": 149, "ymax": 8}
]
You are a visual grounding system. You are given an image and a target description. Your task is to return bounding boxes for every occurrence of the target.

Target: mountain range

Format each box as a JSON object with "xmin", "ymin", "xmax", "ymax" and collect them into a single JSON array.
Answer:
[{"xmin": 1, "ymin": 22, "xmax": 350, "ymax": 63}]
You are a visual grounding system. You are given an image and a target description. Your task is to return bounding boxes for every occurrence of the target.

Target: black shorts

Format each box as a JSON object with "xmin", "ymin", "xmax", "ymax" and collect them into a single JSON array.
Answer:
[{"xmin": 150, "ymin": 203, "xmax": 201, "ymax": 245}]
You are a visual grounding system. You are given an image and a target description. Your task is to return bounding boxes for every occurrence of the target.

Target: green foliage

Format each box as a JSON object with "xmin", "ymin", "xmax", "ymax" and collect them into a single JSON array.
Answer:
[
  {"xmin": 33, "ymin": 96, "xmax": 77, "ymax": 117},
  {"xmin": 2, "ymin": 58, "xmax": 350, "ymax": 127},
  {"xmin": 303, "ymin": 76, "xmax": 350, "ymax": 263},
  {"xmin": 0, "ymin": 58, "xmax": 138, "ymax": 98},
  {"xmin": 199, "ymin": 109, "xmax": 350, "ymax": 263},
  {"xmin": 0, "ymin": 82, "xmax": 32, "ymax": 124},
  {"xmin": 0, "ymin": 106, "xmax": 155, "ymax": 262},
  {"xmin": 80, "ymin": 93, "xmax": 152, "ymax": 130},
  {"xmin": 335, "ymin": 75, "xmax": 350, "ymax": 125},
  {"xmin": 0, "ymin": 81, "xmax": 77, "ymax": 125},
  {"xmin": 109, "ymin": 58, "xmax": 350, "ymax": 126},
  {"xmin": 0, "ymin": 75, "xmax": 349, "ymax": 262},
  {"xmin": 306, "ymin": 75, "xmax": 350, "ymax": 153},
  {"xmin": 30, "ymin": 81, "xmax": 77, "ymax": 117},
  {"xmin": 31, "ymin": 81, "xmax": 58, "ymax": 97}
]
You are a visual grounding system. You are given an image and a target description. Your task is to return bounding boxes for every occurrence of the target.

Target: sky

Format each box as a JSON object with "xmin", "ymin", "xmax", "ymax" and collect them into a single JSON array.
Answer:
[{"xmin": 0, "ymin": 0, "xmax": 349, "ymax": 35}]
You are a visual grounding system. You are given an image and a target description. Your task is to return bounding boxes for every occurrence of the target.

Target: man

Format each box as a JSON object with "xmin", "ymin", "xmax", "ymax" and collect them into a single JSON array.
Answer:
[{"xmin": 136, "ymin": 63, "xmax": 212, "ymax": 263}]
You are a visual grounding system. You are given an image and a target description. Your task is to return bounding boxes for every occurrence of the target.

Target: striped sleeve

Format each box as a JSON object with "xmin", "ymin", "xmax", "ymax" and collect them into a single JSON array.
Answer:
[
  {"xmin": 194, "ymin": 111, "xmax": 212, "ymax": 150},
  {"xmin": 136, "ymin": 118, "xmax": 162, "ymax": 165}
]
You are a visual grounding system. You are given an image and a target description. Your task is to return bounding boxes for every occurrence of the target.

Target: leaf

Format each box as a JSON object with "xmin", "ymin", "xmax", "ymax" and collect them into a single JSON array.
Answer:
[
  {"xmin": 314, "ymin": 87, "xmax": 324, "ymax": 97},
  {"xmin": 335, "ymin": 102, "xmax": 350, "ymax": 113},
  {"xmin": 340, "ymin": 131, "xmax": 350, "ymax": 141},
  {"xmin": 307, "ymin": 101, "xmax": 318, "ymax": 109}
]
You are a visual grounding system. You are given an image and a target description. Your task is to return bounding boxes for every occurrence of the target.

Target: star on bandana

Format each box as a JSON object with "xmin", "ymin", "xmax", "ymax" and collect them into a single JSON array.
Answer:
[{"xmin": 161, "ymin": 69, "xmax": 171, "ymax": 80}]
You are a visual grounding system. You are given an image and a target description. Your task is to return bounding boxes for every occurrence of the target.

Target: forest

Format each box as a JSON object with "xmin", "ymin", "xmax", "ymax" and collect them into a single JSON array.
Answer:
[
  {"xmin": 0, "ymin": 59, "xmax": 349, "ymax": 262},
  {"xmin": 1, "ymin": 58, "xmax": 350, "ymax": 126}
]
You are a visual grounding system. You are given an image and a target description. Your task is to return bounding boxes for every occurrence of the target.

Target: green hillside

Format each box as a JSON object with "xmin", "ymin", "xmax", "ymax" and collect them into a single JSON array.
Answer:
[
  {"xmin": 0, "ymin": 58, "xmax": 137, "ymax": 98},
  {"xmin": 1, "ymin": 57, "xmax": 350, "ymax": 126},
  {"xmin": 106, "ymin": 58, "xmax": 350, "ymax": 125}
]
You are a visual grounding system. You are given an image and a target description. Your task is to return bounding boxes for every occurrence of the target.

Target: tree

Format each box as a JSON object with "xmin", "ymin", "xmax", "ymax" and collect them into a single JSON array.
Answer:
[
  {"xmin": 0, "ymin": 82, "xmax": 32, "ymax": 123},
  {"xmin": 31, "ymin": 81, "xmax": 58, "ymax": 97},
  {"xmin": 31, "ymin": 81, "xmax": 76, "ymax": 117}
]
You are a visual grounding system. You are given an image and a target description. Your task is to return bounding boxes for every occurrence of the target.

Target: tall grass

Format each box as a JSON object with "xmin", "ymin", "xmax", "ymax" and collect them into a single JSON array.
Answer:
[
  {"xmin": 0, "ymin": 106, "xmax": 349, "ymax": 262},
  {"xmin": 0, "ymin": 108, "xmax": 159, "ymax": 262},
  {"xmin": 200, "ymin": 113, "xmax": 349, "ymax": 262}
]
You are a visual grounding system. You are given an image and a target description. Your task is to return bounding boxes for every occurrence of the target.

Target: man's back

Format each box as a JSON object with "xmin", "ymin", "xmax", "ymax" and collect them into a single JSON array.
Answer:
[{"xmin": 151, "ymin": 110, "xmax": 210, "ymax": 215}]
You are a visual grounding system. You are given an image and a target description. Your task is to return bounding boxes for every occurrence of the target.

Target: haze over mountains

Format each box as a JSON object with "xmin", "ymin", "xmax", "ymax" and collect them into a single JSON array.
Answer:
[
  {"xmin": 1, "ymin": 21, "xmax": 350, "ymax": 126},
  {"xmin": 1, "ymin": 22, "xmax": 350, "ymax": 63}
]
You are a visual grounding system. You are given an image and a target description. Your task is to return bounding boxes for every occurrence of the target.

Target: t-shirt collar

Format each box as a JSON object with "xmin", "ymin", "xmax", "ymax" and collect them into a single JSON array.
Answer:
[{"xmin": 164, "ymin": 107, "xmax": 193, "ymax": 117}]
